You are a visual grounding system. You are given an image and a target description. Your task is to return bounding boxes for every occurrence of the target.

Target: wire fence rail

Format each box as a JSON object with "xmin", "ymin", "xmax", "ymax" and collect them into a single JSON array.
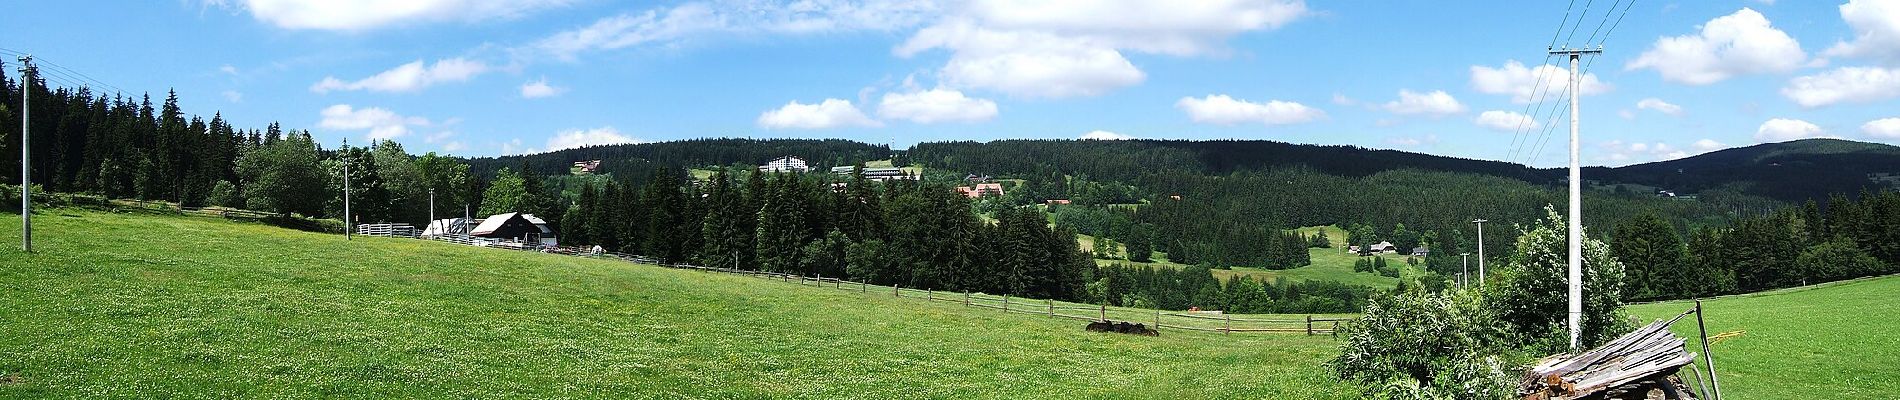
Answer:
[{"xmin": 398, "ymin": 233, "xmax": 1360, "ymax": 335}]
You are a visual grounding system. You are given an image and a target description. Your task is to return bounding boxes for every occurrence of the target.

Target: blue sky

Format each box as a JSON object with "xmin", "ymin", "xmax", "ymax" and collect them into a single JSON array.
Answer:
[{"xmin": 4, "ymin": 0, "xmax": 1899, "ymax": 166}]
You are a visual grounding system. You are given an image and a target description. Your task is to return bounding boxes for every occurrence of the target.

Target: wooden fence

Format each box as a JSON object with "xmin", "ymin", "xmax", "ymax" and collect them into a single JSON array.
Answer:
[
  {"xmin": 399, "ymin": 233, "xmax": 1355, "ymax": 335},
  {"xmin": 666, "ymin": 266, "xmax": 1352, "ymax": 335}
]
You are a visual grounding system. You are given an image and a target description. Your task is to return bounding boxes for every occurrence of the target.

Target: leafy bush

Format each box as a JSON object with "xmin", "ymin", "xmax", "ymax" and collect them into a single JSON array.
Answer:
[
  {"xmin": 1331, "ymin": 288, "xmax": 1517, "ymax": 399},
  {"xmin": 1485, "ymin": 206, "xmax": 1632, "ymax": 353}
]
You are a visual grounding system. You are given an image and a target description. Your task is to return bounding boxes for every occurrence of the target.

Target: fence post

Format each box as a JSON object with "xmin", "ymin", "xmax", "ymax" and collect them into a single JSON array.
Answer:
[
  {"xmin": 799, "ymin": 275, "xmax": 805, "ymax": 285},
  {"xmin": 964, "ymin": 291, "xmax": 970, "ymax": 306},
  {"xmin": 861, "ymin": 281, "xmax": 867, "ymax": 293},
  {"xmin": 1100, "ymin": 304, "xmax": 1107, "ymax": 321},
  {"xmin": 1306, "ymin": 315, "xmax": 1314, "ymax": 336},
  {"xmin": 1224, "ymin": 313, "xmax": 1231, "ymax": 335},
  {"xmin": 1047, "ymin": 299, "xmax": 1053, "ymax": 317},
  {"xmin": 927, "ymin": 289, "xmax": 933, "ymax": 301},
  {"xmin": 835, "ymin": 279, "xmax": 840, "ymax": 289},
  {"xmin": 1697, "ymin": 300, "xmax": 1723, "ymax": 400},
  {"xmin": 1003, "ymin": 294, "xmax": 1009, "ymax": 313},
  {"xmin": 1154, "ymin": 309, "xmax": 1161, "ymax": 331},
  {"xmin": 894, "ymin": 284, "xmax": 901, "ymax": 297}
]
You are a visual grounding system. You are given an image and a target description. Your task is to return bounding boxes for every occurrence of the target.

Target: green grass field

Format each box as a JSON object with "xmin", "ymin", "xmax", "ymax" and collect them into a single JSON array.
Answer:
[
  {"xmin": 1627, "ymin": 275, "xmax": 1900, "ymax": 399},
  {"xmin": 0, "ymin": 209, "xmax": 1357, "ymax": 399}
]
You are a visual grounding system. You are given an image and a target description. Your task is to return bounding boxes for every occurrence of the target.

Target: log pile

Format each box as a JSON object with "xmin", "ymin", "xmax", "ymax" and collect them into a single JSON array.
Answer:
[{"xmin": 1519, "ymin": 319, "xmax": 1700, "ymax": 400}]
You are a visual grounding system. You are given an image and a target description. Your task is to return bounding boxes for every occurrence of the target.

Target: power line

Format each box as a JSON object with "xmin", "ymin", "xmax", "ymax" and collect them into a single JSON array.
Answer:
[
  {"xmin": 1508, "ymin": 0, "xmax": 1585, "ymax": 162},
  {"xmin": 0, "ymin": 48, "xmax": 129, "ymax": 95},
  {"xmin": 1563, "ymin": 0, "xmax": 1597, "ymax": 47},
  {"xmin": 1583, "ymin": 0, "xmax": 1625, "ymax": 45}
]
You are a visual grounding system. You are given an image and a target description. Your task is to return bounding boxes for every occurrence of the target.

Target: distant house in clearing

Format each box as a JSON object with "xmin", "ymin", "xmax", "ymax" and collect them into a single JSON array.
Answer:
[
  {"xmin": 1045, "ymin": 199, "xmax": 1072, "ymax": 205},
  {"xmin": 829, "ymin": 165, "xmax": 915, "ymax": 181},
  {"xmin": 471, "ymin": 212, "xmax": 558, "ymax": 246},
  {"xmin": 1347, "ymin": 245, "xmax": 1362, "ymax": 254},
  {"xmin": 571, "ymin": 160, "xmax": 602, "ymax": 175},
  {"xmin": 1411, "ymin": 246, "xmax": 1430, "ymax": 257},
  {"xmin": 965, "ymin": 174, "xmax": 993, "ymax": 183},
  {"xmin": 761, "ymin": 156, "xmax": 810, "ymax": 173},
  {"xmin": 957, "ymin": 183, "xmax": 1004, "ymax": 198},
  {"xmin": 1368, "ymin": 241, "xmax": 1397, "ymax": 254}
]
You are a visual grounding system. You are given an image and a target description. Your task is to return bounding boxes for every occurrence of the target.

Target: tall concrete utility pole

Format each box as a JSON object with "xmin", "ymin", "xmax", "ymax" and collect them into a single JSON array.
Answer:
[
  {"xmin": 1472, "ymin": 218, "xmax": 1488, "ymax": 285},
  {"xmin": 1461, "ymin": 252, "xmax": 1471, "ymax": 288},
  {"xmin": 429, "ymin": 188, "xmax": 436, "ymax": 235},
  {"xmin": 17, "ymin": 56, "xmax": 34, "ymax": 252},
  {"xmin": 1552, "ymin": 46, "xmax": 1602, "ymax": 350},
  {"xmin": 342, "ymin": 139, "xmax": 352, "ymax": 241}
]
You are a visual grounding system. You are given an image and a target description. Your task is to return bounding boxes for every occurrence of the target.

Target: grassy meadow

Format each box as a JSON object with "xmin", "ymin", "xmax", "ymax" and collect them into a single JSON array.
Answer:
[
  {"xmin": 0, "ymin": 209, "xmax": 1357, "ymax": 399},
  {"xmin": 1088, "ymin": 225, "xmax": 1414, "ymax": 288},
  {"xmin": 1627, "ymin": 275, "xmax": 1900, "ymax": 399}
]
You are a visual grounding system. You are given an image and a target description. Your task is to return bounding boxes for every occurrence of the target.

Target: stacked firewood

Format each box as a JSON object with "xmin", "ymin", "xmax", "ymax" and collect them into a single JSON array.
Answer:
[{"xmin": 1519, "ymin": 320, "xmax": 1701, "ymax": 400}]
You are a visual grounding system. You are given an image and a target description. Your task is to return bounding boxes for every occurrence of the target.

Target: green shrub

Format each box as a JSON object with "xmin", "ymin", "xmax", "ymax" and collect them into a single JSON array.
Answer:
[
  {"xmin": 1330, "ymin": 288, "xmax": 1517, "ymax": 399},
  {"xmin": 1485, "ymin": 206, "xmax": 1632, "ymax": 353}
]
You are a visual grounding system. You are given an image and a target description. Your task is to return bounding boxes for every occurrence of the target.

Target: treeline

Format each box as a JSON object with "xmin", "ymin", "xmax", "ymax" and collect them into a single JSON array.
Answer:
[
  {"xmin": 1096, "ymin": 264, "xmax": 1373, "ymax": 314},
  {"xmin": 0, "ymin": 64, "xmax": 480, "ymax": 226},
  {"xmin": 548, "ymin": 169, "xmax": 1096, "ymax": 301},
  {"xmin": 1612, "ymin": 190, "xmax": 1900, "ymax": 301}
]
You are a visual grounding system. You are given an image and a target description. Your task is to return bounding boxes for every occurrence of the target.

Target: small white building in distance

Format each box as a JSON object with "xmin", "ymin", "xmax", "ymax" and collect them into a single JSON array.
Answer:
[{"xmin": 761, "ymin": 156, "xmax": 810, "ymax": 173}]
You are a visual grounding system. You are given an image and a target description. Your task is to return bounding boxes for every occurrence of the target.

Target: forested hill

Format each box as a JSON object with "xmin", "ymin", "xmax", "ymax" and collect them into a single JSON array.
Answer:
[
  {"xmin": 1588, "ymin": 139, "xmax": 1900, "ymax": 202},
  {"xmin": 909, "ymin": 138, "xmax": 1900, "ymax": 203},
  {"xmin": 909, "ymin": 139, "xmax": 1546, "ymax": 183},
  {"xmin": 463, "ymin": 138, "xmax": 890, "ymax": 178}
]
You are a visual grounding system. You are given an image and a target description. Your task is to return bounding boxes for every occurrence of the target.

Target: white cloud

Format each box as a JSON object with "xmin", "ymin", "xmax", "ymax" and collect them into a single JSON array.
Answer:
[
  {"xmin": 500, "ymin": 138, "xmax": 533, "ymax": 156},
  {"xmin": 221, "ymin": 90, "xmax": 243, "ymax": 103},
  {"xmin": 1331, "ymin": 93, "xmax": 1358, "ymax": 106},
  {"xmin": 1385, "ymin": 134, "xmax": 1439, "ymax": 148},
  {"xmin": 1175, "ymin": 94, "xmax": 1325, "ymax": 126},
  {"xmin": 1635, "ymin": 98, "xmax": 1683, "ymax": 115},
  {"xmin": 218, "ymin": 64, "xmax": 239, "ymax": 75},
  {"xmin": 311, "ymin": 58, "xmax": 489, "ymax": 93},
  {"xmin": 758, "ymin": 98, "xmax": 882, "ymax": 129},
  {"xmin": 441, "ymin": 141, "xmax": 468, "ymax": 152},
  {"xmin": 1469, "ymin": 60, "xmax": 1610, "ymax": 103},
  {"xmin": 1755, "ymin": 118, "xmax": 1829, "ymax": 142},
  {"xmin": 520, "ymin": 77, "xmax": 565, "ymax": 99},
  {"xmin": 1780, "ymin": 66, "xmax": 1900, "ymax": 108},
  {"xmin": 1626, "ymin": 8, "xmax": 1807, "ymax": 85},
  {"xmin": 876, "ymin": 87, "xmax": 998, "ymax": 123},
  {"xmin": 546, "ymin": 126, "xmax": 639, "ymax": 151},
  {"xmin": 1863, "ymin": 117, "xmax": 1900, "ymax": 139},
  {"xmin": 1381, "ymin": 89, "xmax": 1466, "ymax": 116},
  {"xmin": 1693, "ymin": 139, "xmax": 1726, "ymax": 152},
  {"xmin": 1474, "ymin": 110, "xmax": 1538, "ymax": 131},
  {"xmin": 318, "ymin": 104, "xmax": 432, "ymax": 140},
  {"xmin": 224, "ymin": 0, "xmax": 572, "ymax": 31},
  {"xmin": 1823, "ymin": 0, "xmax": 1900, "ymax": 65},
  {"xmin": 1599, "ymin": 140, "xmax": 1690, "ymax": 163},
  {"xmin": 1080, "ymin": 130, "xmax": 1135, "ymax": 140},
  {"xmin": 534, "ymin": 1, "xmax": 938, "ymax": 60},
  {"xmin": 896, "ymin": 0, "xmax": 1308, "ymax": 98}
]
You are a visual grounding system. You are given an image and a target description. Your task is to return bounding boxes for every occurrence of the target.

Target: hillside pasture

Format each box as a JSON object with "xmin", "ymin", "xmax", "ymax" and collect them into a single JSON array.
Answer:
[{"xmin": 0, "ymin": 209, "xmax": 1358, "ymax": 399}]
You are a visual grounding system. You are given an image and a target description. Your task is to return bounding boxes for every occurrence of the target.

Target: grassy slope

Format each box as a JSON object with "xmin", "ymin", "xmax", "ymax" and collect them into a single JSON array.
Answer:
[
  {"xmin": 1094, "ymin": 226, "xmax": 1408, "ymax": 288},
  {"xmin": 0, "ymin": 210, "xmax": 1356, "ymax": 399},
  {"xmin": 1627, "ymin": 275, "xmax": 1900, "ymax": 399}
]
